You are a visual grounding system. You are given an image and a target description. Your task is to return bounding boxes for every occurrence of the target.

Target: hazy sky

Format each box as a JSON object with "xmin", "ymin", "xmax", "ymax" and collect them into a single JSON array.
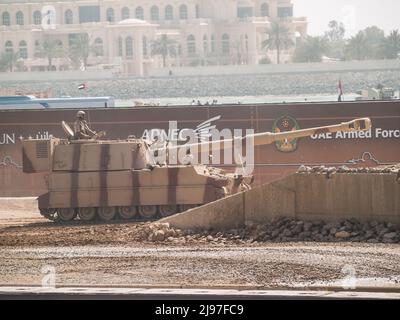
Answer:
[{"xmin": 293, "ymin": 0, "xmax": 400, "ymax": 37}]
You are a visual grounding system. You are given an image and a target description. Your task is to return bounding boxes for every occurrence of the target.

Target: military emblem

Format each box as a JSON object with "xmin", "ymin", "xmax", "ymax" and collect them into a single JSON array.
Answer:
[{"xmin": 272, "ymin": 116, "xmax": 300, "ymax": 152}]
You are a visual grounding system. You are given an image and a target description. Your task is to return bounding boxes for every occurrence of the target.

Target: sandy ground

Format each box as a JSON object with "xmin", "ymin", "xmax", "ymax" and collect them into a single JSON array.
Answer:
[
  {"xmin": 0, "ymin": 198, "xmax": 399, "ymax": 290},
  {"xmin": 0, "ymin": 198, "xmax": 45, "ymax": 227}
]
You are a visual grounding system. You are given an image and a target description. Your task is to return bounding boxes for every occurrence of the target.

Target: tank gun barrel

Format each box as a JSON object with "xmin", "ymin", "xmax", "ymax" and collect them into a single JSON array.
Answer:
[
  {"xmin": 164, "ymin": 118, "xmax": 372, "ymax": 152},
  {"xmin": 251, "ymin": 117, "xmax": 371, "ymax": 147}
]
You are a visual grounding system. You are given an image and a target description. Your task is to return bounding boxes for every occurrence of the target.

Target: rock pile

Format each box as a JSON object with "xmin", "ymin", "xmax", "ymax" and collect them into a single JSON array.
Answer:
[
  {"xmin": 237, "ymin": 218, "xmax": 400, "ymax": 243},
  {"xmin": 136, "ymin": 222, "xmax": 186, "ymax": 244},
  {"xmin": 141, "ymin": 218, "xmax": 399, "ymax": 244}
]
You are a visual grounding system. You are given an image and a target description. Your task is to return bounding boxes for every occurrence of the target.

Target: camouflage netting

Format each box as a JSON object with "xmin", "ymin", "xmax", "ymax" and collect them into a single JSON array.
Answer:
[{"xmin": 297, "ymin": 164, "xmax": 400, "ymax": 180}]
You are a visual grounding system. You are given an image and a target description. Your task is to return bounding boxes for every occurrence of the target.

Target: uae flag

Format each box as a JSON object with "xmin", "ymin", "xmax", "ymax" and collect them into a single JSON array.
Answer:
[
  {"xmin": 338, "ymin": 79, "xmax": 343, "ymax": 101},
  {"xmin": 78, "ymin": 83, "xmax": 87, "ymax": 90}
]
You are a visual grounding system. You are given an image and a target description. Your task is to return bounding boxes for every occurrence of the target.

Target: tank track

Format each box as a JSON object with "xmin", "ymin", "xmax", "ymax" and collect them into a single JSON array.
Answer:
[{"xmin": 40, "ymin": 204, "xmax": 199, "ymax": 223}]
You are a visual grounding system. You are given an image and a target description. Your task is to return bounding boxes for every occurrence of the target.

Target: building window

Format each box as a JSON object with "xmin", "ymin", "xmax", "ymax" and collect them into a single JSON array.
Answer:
[
  {"xmin": 33, "ymin": 11, "xmax": 41, "ymax": 25},
  {"xmin": 222, "ymin": 34, "xmax": 230, "ymax": 55},
  {"xmin": 93, "ymin": 38, "xmax": 103, "ymax": 56},
  {"xmin": 135, "ymin": 7, "xmax": 144, "ymax": 20},
  {"xmin": 19, "ymin": 40, "xmax": 28, "ymax": 59},
  {"xmin": 16, "ymin": 11, "xmax": 24, "ymax": 25},
  {"xmin": 2, "ymin": 12, "xmax": 10, "ymax": 26},
  {"xmin": 203, "ymin": 35, "xmax": 208, "ymax": 54},
  {"xmin": 211, "ymin": 35, "xmax": 216, "ymax": 53},
  {"xmin": 5, "ymin": 41, "xmax": 13, "ymax": 53},
  {"xmin": 79, "ymin": 6, "xmax": 100, "ymax": 23},
  {"xmin": 260, "ymin": 3, "xmax": 269, "ymax": 17},
  {"xmin": 179, "ymin": 5, "xmax": 188, "ymax": 19},
  {"xmin": 165, "ymin": 5, "xmax": 173, "ymax": 20},
  {"xmin": 126, "ymin": 36, "xmax": 133, "ymax": 58},
  {"xmin": 118, "ymin": 37, "xmax": 123, "ymax": 56},
  {"xmin": 195, "ymin": 5, "xmax": 200, "ymax": 18},
  {"xmin": 106, "ymin": 8, "xmax": 115, "ymax": 22},
  {"xmin": 237, "ymin": 7, "xmax": 253, "ymax": 18},
  {"xmin": 278, "ymin": 7, "xmax": 293, "ymax": 18},
  {"xmin": 245, "ymin": 34, "xmax": 249, "ymax": 52},
  {"xmin": 150, "ymin": 6, "xmax": 159, "ymax": 21},
  {"xmin": 65, "ymin": 10, "xmax": 73, "ymax": 24},
  {"xmin": 143, "ymin": 36, "xmax": 147, "ymax": 56},
  {"xmin": 187, "ymin": 34, "xmax": 196, "ymax": 55},
  {"xmin": 121, "ymin": 7, "xmax": 129, "ymax": 20}
]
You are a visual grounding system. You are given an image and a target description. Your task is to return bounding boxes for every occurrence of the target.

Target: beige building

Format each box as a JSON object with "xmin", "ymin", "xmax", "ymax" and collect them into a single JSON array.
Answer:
[{"xmin": 0, "ymin": 0, "xmax": 307, "ymax": 75}]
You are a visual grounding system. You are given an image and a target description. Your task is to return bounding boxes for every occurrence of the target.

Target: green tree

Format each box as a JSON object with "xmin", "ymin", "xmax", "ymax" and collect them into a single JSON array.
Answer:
[
  {"xmin": 0, "ymin": 51, "xmax": 20, "ymax": 72},
  {"xmin": 69, "ymin": 33, "xmax": 90, "ymax": 68},
  {"xmin": 345, "ymin": 31, "xmax": 368, "ymax": 60},
  {"xmin": 345, "ymin": 26, "xmax": 386, "ymax": 60},
  {"xmin": 150, "ymin": 34, "xmax": 178, "ymax": 68},
  {"xmin": 325, "ymin": 20, "xmax": 345, "ymax": 42},
  {"xmin": 324, "ymin": 20, "xmax": 346, "ymax": 59},
  {"xmin": 293, "ymin": 36, "xmax": 328, "ymax": 62},
  {"xmin": 35, "ymin": 38, "xmax": 64, "ymax": 71},
  {"xmin": 384, "ymin": 29, "xmax": 400, "ymax": 59},
  {"xmin": 262, "ymin": 22, "xmax": 294, "ymax": 64},
  {"xmin": 363, "ymin": 26, "xmax": 386, "ymax": 59}
]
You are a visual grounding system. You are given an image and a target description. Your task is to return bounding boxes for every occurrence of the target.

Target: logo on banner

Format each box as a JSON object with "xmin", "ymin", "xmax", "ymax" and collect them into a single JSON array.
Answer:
[{"xmin": 272, "ymin": 116, "xmax": 300, "ymax": 153}]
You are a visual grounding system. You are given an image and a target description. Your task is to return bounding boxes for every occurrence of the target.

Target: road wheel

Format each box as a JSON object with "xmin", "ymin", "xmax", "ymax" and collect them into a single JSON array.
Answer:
[
  {"xmin": 159, "ymin": 205, "xmax": 178, "ymax": 217},
  {"xmin": 57, "ymin": 208, "xmax": 77, "ymax": 222},
  {"xmin": 77, "ymin": 207, "xmax": 97, "ymax": 221},
  {"xmin": 118, "ymin": 206, "xmax": 137, "ymax": 220},
  {"xmin": 179, "ymin": 204, "xmax": 197, "ymax": 212},
  {"xmin": 138, "ymin": 205, "xmax": 158, "ymax": 219},
  {"xmin": 98, "ymin": 207, "xmax": 116, "ymax": 221},
  {"xmin": 40, "ymin": 208, "xmax": 57, "ymax": 221}
]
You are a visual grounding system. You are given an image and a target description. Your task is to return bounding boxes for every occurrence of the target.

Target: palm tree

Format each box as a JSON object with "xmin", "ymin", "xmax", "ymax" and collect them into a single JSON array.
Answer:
[
  {"xmin": 345, "ymin": 32, "xmax": 368, "ymax": 60},
  {"xmin": 384, "ymin": 29, "xmax": 400, "ymax": 59},
  {"xmin": 262, "ymin": 22, "xmax": 294, "ymax": 64},
  {"xmin": 151, "ymin": 34, "xmax": 178, "ymax": 68},
  {"xmin": 35, "ymin": 38, "xmax": 64, "ymax": 70},
  {"xmin": 69, "ymin": 33, "xmax": 90, "ymax": 68}
]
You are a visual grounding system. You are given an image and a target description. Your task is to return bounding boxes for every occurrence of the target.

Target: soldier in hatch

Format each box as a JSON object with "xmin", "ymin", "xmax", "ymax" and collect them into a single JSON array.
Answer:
[{"xmin": 74, "ymin": 110, "xmax": 97, "ymax": 139}]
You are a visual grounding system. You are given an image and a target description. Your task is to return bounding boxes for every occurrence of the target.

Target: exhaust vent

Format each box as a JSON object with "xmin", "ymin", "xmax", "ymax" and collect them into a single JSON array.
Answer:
[{"xmin": 36, "ymin": 141, "xmax": 49, "ymax": 159}]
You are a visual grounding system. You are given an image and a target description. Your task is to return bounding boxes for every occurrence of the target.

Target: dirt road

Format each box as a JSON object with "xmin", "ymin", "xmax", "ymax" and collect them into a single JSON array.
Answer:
[
  {"xmin": 0, "ymin": 199, "xmax": 399, "ymax": 290},
  {"xmin": 1, "ymin": 243, "xmax": 400, "ymax": 289}
]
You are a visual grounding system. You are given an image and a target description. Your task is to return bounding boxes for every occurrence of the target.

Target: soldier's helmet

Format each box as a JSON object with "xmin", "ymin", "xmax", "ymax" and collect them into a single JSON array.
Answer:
[{"xmin": 77, "ymin": 110, "xmax": 86, "ymax": 118}]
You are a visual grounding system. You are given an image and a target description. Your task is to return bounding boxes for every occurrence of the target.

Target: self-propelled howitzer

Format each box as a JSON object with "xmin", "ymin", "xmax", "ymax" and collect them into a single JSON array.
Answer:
[{"xmin": 21, "ymin": 118, "xmax": 371, "ymax": 222}]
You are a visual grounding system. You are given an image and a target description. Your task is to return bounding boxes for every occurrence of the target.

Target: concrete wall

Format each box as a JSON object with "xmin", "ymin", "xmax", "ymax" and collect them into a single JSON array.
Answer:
[
  {"xmin": 149, "ymin": 59, "xmax": 400, "ymax": 77},
  {"xmin": 0, "ymin": 70, "xmax": 115, "ymax": 82},
  {"xmin": 246, "ymin": 173, "xmax": 400, "ymax": 224},
  {"xmin": 163, "ymin": 173, "xmax": 400, "ymax": 230}
]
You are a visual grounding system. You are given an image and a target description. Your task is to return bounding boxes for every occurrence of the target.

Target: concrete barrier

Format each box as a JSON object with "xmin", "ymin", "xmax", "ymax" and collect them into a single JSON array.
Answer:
[
  {"xmin": 162, "ymin": 173, "xmax": 400, "ymax": 230},
  {"xmin": 160, "ymin": 192, "xmax": 245, "ymax": 230},
  {"xmin": 291, "ymin": 173, "xmax": 400, "ymax": 223}
]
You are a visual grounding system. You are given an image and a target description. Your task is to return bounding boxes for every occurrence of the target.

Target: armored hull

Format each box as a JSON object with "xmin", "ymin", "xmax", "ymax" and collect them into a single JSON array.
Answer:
[{"xmin": 23, "ymin": 137, "xmax": 250, "ymax": 221}]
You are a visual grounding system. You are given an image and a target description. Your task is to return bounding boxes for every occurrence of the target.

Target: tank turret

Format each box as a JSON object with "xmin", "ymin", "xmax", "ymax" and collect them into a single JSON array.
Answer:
[{"xmin": 21, "ymin": 118, "xmax": 372, "ymax": 222}]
